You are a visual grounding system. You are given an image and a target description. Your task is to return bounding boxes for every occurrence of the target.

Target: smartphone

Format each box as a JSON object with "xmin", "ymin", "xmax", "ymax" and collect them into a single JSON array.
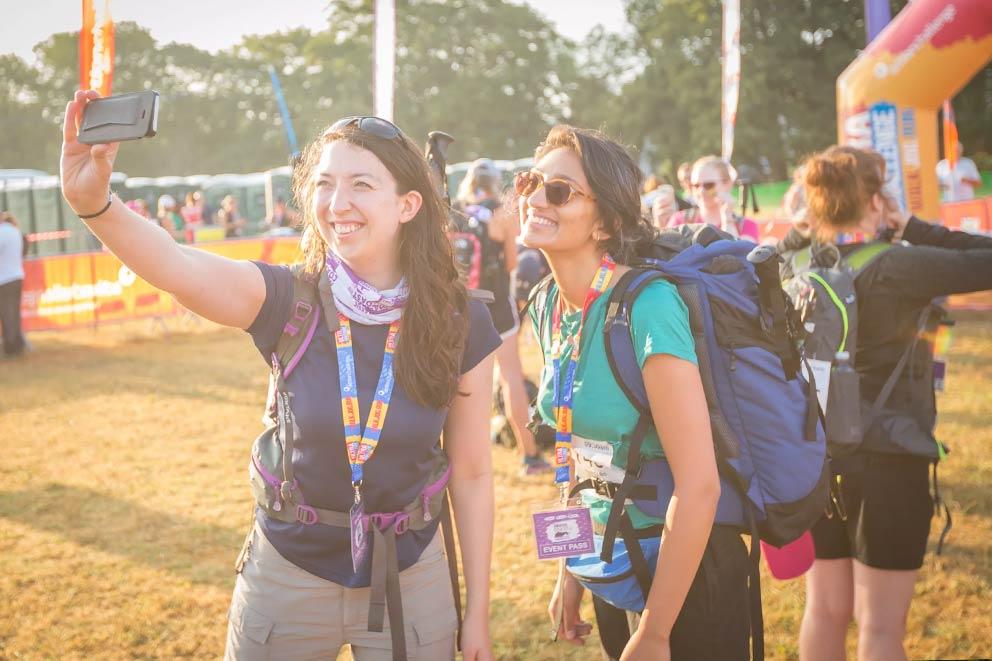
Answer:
[{"xmin": 78, "ymin": 90, "xmax": 159, "ymax": 145}]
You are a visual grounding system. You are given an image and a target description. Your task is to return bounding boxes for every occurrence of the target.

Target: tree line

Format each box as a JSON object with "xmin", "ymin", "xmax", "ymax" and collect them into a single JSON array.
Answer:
[{"xmin": 1, "ymin": 0, "xmax": 988, "ymax": 182}]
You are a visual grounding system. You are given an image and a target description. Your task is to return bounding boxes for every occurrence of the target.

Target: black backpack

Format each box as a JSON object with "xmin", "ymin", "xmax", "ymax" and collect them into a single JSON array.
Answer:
[{"xmin": 450, "ymin": 200, "xmax": 503, "ymax": 290}]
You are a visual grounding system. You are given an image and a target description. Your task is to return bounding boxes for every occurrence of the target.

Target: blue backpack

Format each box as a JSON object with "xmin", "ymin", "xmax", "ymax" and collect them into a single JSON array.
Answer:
[{"xmin": 534, "ymin": 225, "xmax": 828, "ymax": 661}]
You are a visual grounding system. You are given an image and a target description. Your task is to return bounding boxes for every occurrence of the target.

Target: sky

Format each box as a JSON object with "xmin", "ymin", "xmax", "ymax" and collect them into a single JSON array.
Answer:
[{"xmin": 2, "ymin": 0, "xmax": 628, "ymax": 63}]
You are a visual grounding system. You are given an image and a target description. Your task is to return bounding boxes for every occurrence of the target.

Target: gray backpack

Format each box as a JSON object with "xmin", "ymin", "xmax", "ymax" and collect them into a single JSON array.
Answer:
[{"xmin": 782, "ymin": 242, "xmax": 891, "ymax": 457}]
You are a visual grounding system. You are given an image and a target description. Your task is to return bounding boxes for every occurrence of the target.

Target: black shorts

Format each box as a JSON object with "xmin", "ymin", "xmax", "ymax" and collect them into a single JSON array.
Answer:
[
  {"xmin": 596, "ymin": 526, "xmax": 751, "ymax": 661},
  {"xmin": 812, "ymin": 453, "xmax": 934, "ymax": 570},
  {"xmin": 489, "ymin": 292, "xmax": 520, "ymax": 338}
]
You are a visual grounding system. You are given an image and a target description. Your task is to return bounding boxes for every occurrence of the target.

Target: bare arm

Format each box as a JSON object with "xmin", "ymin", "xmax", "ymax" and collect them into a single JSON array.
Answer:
[
  {"xmin": 60, "ymin": 90, "xmax": 265, "ymax": 329},
  {"xmin": 634, "ymin": 354, "xmax": 720, "ymax": 647},
  {"xmin": 443, "ymin": 351, "xmax": 496, "ymax": 659}
]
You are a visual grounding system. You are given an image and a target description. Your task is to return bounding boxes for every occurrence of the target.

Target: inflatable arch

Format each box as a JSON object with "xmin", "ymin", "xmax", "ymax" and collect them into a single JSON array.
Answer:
[{"xmin": 837, "ymin": 0, "xmax": 992, "ymax": 220}]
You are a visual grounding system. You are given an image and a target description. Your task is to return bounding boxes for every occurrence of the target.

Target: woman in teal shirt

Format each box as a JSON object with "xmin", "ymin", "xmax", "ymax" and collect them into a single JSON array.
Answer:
[{"xmin": 521, "ymin": 125, "xmax": 750, "ymax": 660}]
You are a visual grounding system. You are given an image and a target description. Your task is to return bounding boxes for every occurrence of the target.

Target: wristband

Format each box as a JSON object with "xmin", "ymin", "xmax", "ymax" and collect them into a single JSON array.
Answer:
[{"xmin": 77, "ymin": 192, "xmax": 114, "ymax": 220}]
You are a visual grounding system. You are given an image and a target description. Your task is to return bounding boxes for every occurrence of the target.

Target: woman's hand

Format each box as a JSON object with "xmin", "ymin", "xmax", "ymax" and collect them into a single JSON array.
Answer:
[
  {"xmin": 60, "ymin": 90, "xmax": 120, "ymax": 215},
  {"xmin": 882, "ymin": 193, "xmax": 910, "ymax": 241},
  {"xmin": 460, "ymin": 609, "xmax": 493, "ymax": 661},
  {"xmin": 620, "ymin": 627, "xmax": 671, "ymax": 661},
  {"xmin": 548, "ymin": 571, "xmax": 591, "ymax": 645}
]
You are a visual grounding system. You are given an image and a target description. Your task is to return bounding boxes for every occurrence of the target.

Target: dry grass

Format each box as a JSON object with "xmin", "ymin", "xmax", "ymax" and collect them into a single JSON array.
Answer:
[{"xmin": 0, "ymin": 313, "xmax": 990, "ymax": 660}]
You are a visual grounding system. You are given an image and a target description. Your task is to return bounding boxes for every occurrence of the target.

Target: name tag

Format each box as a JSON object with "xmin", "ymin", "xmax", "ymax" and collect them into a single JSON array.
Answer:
[
  {"xmin": 801, "ymin": 359, "xmax": 831, "ymax": 414},
  {"xmin": 572, "ymin": 435, "xmax": 625, "ymax": 483}
]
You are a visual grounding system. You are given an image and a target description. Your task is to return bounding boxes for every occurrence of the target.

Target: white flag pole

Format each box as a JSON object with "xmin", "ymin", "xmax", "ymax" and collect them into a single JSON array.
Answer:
[
  {"xmin": 721, "ymin": 0, "xmax": 741, "ymax": 162},
  {"xmin": 373, "ymin": 0, "xmax": 396, "ymax": 121}
]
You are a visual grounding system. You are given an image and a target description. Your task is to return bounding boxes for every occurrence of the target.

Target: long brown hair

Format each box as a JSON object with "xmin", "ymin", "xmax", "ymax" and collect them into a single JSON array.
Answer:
[
  {"xmin": 292, "ymin": 123, "xmax": 469, "ymax": 409},
  {"xmin": 534, "ymin": 125, "xmax": 655, "ymax": 264},
  {"xmin": 803, "ymin": 145, "xmax": 886, "ymax": 240}
]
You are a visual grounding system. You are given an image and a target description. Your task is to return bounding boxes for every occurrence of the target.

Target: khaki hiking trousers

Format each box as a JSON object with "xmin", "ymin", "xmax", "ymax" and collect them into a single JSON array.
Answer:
[{"xmin": 225, "ymin": 524, "xmax": 458, "ymax": 660}]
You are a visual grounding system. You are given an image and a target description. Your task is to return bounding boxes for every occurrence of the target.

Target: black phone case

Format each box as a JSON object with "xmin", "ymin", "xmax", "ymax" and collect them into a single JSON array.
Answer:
[{"xmin": 78, "ymin": 91, "xmax": 159, "ymax": 145}]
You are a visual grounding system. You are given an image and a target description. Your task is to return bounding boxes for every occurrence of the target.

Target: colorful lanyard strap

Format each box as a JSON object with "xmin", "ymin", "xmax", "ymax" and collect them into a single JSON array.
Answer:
[
  {"xmin": 551, "ymin": 254, "xmax": 616, "ymax": 497},
  {"xmin": 334, "ymin": 312, "xmax": 401, "ymax": 503}
]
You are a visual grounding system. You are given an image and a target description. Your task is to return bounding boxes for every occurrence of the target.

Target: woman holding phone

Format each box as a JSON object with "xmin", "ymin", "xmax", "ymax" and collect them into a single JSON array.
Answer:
[{"xmin": 61, "ymin": 90, "xmax": 499, "ymax": 660}]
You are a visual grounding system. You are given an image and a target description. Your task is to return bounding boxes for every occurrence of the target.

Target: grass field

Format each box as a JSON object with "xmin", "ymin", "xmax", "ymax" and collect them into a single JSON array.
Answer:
[{"xmin": 1, "ymin": 314, "xmax": 990, "ymax": 660}]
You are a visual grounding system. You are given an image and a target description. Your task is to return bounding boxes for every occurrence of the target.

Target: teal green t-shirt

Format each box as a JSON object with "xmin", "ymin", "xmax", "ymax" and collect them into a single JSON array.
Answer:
[{"xmin": 530, "ymin": 277, "xmax": 697, "ymax": 527}]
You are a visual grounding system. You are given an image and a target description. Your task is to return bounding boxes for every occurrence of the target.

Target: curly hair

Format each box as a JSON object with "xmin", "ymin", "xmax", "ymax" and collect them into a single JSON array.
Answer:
[
  {"xmin": 803, "ymin": 145, "xmax": 886, "ymax": 240},
  {"xmin": 533, "ymin": 125, "xmax": 655, "ymax": 264},
  {"xmin": 291, "ymin": 122, "xmax": 469, "ymax": 409}
]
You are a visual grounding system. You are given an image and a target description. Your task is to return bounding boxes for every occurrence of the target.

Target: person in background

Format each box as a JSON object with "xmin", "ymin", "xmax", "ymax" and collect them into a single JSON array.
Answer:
[
  {"xmin": 676, "ymin": 161, "xmax": 694, "ymax": 206},
  {"xmin": 650, "ymin": 184, "xmax": 680, "ymax": 230},
  {"xmin": 265, "ymin": 196, "xmax": 299, "ymax": 230},
  {"xmin": 781, "ymin": 165, "xmax": 809, "ymax": 236},
  {"xmin": 454, "ymin": 158, "xmax": 551, "ymax": 476},
  {"xmin": 667, "ymin": 156, "xmax": 760, "ymax": 242},
  {"xmin": 157, "ymin": 195, "xmax": 186, "ymax": 244},
  {"xmin": 936, "ymin": 142, "xmax": 983, "ymax": 202},
  {"xmin": 125, "ymin": 198, "xmax": 151, "ymax": 220},
  {"xmin": 0, "ymin": 211, "xmax": 26, "ymax": 358},
  {"xmin": 789, "ymin": 145, "xmax": 992, "ymax": 661},
  {"xmin": 219, "ymin": 195, "xmax": 247, "ymax": 238},
  {"xmin": 181, "ymin": 192, "xmax": 204, "ymax": 227}
]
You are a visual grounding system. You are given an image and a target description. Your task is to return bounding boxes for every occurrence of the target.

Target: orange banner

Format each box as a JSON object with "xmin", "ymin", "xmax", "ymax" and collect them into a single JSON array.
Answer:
[
  {"xmin": 22, "ymin": 237, "xmax": 302, "ymax": 332},
  {"xmin": 837, "ymin": 0, "xmax": 992, "ymax": 220},
  {"xmin": 79, "ymin": 0, "xmax": 114, "ymax": 95}
]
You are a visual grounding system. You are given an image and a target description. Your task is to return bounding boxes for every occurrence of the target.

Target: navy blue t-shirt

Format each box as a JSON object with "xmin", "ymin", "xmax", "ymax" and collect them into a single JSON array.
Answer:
[{"xmin": 246, "ymin": 262, "xmax": 500, "ymax": 586}]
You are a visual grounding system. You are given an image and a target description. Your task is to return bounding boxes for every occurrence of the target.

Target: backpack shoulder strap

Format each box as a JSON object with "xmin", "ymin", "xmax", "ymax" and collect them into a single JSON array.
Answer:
[
  {"xmin": 520, "ymin": 273, "xmax": 556, "ymax": 344},
  {"xmin": 602, "ymin": 268, "xmax": 671, "ymax": 415},
  {"xmin": 847, "ymin": 241, "xmax": 892, "ymax": 273},
  {"xmin": 275, "ymin": 264, "xmax": 339, "ymax": 377},
  {"xmin": 468, "ymin": 288, "xmax": 495, "ymax": 305}
]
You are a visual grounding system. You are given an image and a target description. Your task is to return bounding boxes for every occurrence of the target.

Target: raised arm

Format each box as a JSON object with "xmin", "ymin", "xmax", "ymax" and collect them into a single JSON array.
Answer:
[
  {"xmin": 61, "ymin": 90, "xmax": 265, "ymax": 329},
  {"xmin": 902, "ymin": 216, "xmax": 992, "ymax": 251}
]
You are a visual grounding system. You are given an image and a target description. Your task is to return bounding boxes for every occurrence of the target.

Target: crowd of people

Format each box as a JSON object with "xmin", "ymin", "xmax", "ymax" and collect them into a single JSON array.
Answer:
[
  {"xmin": 121, "ymin": 191, "xmax": 297, "ymax": 243},
  {"xmin": 29, "ymin": 88, "xmax": 992, "ymax": 661}
]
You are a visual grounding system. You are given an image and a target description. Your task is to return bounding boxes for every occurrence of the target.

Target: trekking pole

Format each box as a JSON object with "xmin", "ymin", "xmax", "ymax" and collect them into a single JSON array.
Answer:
[{"xmin": 425, "ymin": 131, "xmax": 455, "ymax": 205}]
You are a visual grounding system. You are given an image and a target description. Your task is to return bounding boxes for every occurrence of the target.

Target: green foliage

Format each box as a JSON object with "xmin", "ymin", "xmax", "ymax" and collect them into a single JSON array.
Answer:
[{"xmin": 0, "ymin": 0, "xmax": 988, "ymax": 180}]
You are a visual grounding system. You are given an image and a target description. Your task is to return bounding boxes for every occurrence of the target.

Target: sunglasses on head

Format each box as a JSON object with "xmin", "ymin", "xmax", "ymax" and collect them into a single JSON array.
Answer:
[
  {"xmin": 514, "ymin": 170, "xmax": 595, "ymax": 207},
  {"xmin": 328, "ymin": 116, "xmax": 404, "ymax": 141}
]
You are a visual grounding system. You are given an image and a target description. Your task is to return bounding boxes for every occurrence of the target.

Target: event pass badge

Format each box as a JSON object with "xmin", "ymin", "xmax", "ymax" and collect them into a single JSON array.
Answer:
[{"xmin": 533, "ymin": 503, "xmax": 595, "ymax": 560}]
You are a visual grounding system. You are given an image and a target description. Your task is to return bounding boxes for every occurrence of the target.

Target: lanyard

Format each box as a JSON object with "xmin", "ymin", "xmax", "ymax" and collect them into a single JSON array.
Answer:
[
  {"xmin": 551, "ymin": 254, "xmax": 616, "ymax": 494},
  {"xmin": 334, "ymin": 312, "xmax": 401, "ymax": 502}
]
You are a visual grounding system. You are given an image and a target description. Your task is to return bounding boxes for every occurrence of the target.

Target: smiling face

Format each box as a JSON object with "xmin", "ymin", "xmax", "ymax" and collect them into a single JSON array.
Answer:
[
  {"xmin": 692, "ymin": 162, "xmax": 733, "ymax": 213},
  {"xmin": 311, "ymin": 140, "xmax": 422, "ymax": 279},
  {"xmin": 519, "ymin": 147, "xmax": 603, "ymax": 256}
]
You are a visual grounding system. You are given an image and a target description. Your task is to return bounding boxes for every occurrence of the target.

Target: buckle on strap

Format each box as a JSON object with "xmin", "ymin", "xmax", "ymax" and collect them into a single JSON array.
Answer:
[
  {"xmin": 296, "ymin": 504, "xmax": 318, "ymax": 525},
  {"xmin": 593, "ymin": 480, "xmax": 622, "ymax": 499},
  {"xmin": 369, "ymin": 511, "xmax": 411, "ymax": 535}
]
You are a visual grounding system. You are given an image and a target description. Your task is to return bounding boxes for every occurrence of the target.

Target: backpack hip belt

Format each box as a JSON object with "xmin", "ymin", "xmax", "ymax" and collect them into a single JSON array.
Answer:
[{"xmin": 251, "ymin": 450, "xmax": 451, "ymax": 531}]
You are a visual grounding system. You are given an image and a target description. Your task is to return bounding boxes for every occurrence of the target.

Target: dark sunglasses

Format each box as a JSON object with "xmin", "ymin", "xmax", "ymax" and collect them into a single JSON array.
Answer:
[
  {"xmin": 514, "ymin": 171, "xmax": 595, "ymax": 207},
  {"xmin": 692, "ymin": 180, "xmax": 720, "ymax": 191},
  {"xmin": 328, "ymin": 116, "xmax": 404, "ymax": 140}
]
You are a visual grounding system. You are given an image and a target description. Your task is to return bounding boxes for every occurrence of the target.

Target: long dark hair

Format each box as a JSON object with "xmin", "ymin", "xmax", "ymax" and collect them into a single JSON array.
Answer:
[
  {"xmin": 292, "ymin": 123, "xmax": 469, "ymax": 409},
  {"xmin": 534, "ymin": 125, "xmax": 655, "ymax": 263}
]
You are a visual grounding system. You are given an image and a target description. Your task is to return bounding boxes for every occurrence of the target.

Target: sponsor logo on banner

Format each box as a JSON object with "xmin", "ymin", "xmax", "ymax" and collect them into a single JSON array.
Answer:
[
  {"xmin": 869, "ymin": 102, "xmax": 907, "ymax": 211},
  {"xmin": 900, "ymin": 108, "xmax": 924, "ymax": 213}
]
